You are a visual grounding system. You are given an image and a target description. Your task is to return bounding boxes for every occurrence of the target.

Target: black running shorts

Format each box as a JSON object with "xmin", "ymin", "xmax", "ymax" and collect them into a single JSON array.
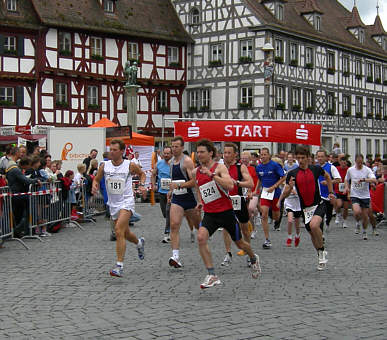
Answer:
[{"xmin": 201, "ymin": 209, "xmax": 242, "ymax": 241}]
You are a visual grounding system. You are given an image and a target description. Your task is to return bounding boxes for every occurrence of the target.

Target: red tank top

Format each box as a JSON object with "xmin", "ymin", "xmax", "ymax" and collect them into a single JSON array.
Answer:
[
  {"xmin": 227, "ymin": 163, "xmax": 240, "ymax": 196},
  {"xmin": 334, "ymin": 166, "xmax": 348, "ymax": 193},
  {"xmin": 196, "ymin": 163, "xmax": 233, "ymax": 213}
]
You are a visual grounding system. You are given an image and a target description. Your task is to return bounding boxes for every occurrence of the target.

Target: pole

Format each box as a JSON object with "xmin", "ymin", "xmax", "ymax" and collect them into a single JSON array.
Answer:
[{"xmin": 161, "ymin": 114, "xmax": 165, "ymax": 149}]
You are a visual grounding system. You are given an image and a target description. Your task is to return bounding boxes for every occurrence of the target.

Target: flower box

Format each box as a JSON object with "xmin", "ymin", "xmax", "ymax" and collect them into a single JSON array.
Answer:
[
  {"xmin": 56, "ymin": 101, "xmax": 69, "ymax": 108},
  {"xmin": 327, "ymin": 68, "xmax": 335, "ymax": 75},
  {"xmin": 209, "ymin": 60, "xmax": 222, "ymax": 67},
  {"xmin": 305, "ymin": 107, "xmax": 314, "ymax": 113},
  {"xmin": 169, "ymin": 62, "xmax": 181, "ymax": 68},
  {"xmin": 366, "ymin": 76, "xmax": 373, "ymax": 83},
  {"xmin": 59, "ymin": 50, "xmax": 72, "ymax": 56},
  {"xmin": 0, "ymin": 100, "xmax": 13, "ymax": 107},
  {"xmin": 343, "ymin": 71, "xmax": 350, "ymax": 77},
  {"xmin": 274, "ymin": 56, "xmax": 283, "ymax": 64},
  {"xmin": 343, "ymin": 110, "xmax": 351, "ymax": 117},
  {"xmin": 292, "ymin": 104, "xmax": 301, "ymax": 111},
  {"xmin": 91, "ymin": 54, "xmax": 104, "ymax": 61},
  {"xmin": 276, "ymin": 103, "xmax": 285, "ymax": 110},
  {"xmin": 199, "ymin": 106, "xmax": 209, "ymax": 111},
  {"xmin": 239, "ymin": 56, "xmax": 252, "ymax": 64},
  {"xmin": 355, "ymin": 112, "xmax": 363, "ymax": 118},
  {"xmin": 327, "ymin": 108, "xmax": 335, "ymax": 115},
  {"xmin": 305, "ymin": 63, "xmax": 314, "ymax": 70},
  {"xmin": 290, "ymin": 59, "xmax": 298, "ymax": 67},
  {"xmin": 188, "ymin": 106, "xmax": 197, "ymax": 112},
  {"xmin": 239, "ymin": 102, "xmax": 251, "ymax": 109},
  {"xmin": 375, "ymin": 78, "xmax": 381, "ymax": 84},
  {"xmin": 355, "ymin": 74, "xmax": 362, "ymax": 80},
  {"xmin": 88, "ymin": 104, "xmax": 99, "ymax": 110}
]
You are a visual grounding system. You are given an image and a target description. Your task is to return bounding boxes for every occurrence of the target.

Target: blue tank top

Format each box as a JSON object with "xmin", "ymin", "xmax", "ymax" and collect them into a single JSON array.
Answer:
[
  {"xmin": 318, "ymin": 162, "xmax": 332, "ymax": 199},
  {"xmin": 157, "ymin": 160, "xmax": 171, "ymax": 194},
  {"xmin": 171, "ymin": 163, "xmax": 194, "ymax": 197}
]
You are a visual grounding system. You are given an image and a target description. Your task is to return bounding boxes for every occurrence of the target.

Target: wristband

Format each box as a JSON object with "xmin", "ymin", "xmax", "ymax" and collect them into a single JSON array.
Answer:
[{"xmin": 211, "ymin": 172, "xmax": 216, "ymax": 179}]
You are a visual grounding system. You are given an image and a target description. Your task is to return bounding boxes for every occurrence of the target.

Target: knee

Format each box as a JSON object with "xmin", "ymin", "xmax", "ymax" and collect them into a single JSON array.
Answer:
[
  {"xmin": 197, "ymin": 232, "xmax": 208, "ymax": 245},
  {"xmin": 115, "ymin": 226, "xmax": 125, "ymax": 238}
]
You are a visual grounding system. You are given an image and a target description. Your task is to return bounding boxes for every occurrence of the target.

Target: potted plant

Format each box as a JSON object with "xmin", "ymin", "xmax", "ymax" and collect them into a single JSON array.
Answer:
[
  {"xmin": 375, "ymin": 78, "xmax": 381, "ymax": 84},
  {"xmin": 0, "ymin": 100, "xmax": 13, "ymax": 106},
  {"xmin": 91, "ymin": 54, "xmax": 104, "ymax": 61},
  {"xmin": 355, "ymin": 112, "xmax": 363, "ymax": 118},
  {"xmin": 305, "ymin": 63, "xmax": 314, "ymax": 70},
  {"xmin": 327, "ymin": 108, "xmax": 335, "ymax": 115},
  {"xmin": 355, "ymin": 74, "xmax": 362, "ymax": 80},
  {"xmin": 88, "ymin": 104, "xmax": 99, "ymax": 110},
  {"xmin": 239, "ymin": 56, "xmax": 252, "ymax": 64},
  {"xmin": 343, "ymin": 110, "xmax": 351, "ymax": 117},
  {"xmin": 305, "ymin": 106, "xmax": 314, "ymax": 113},
  {"xmin": 292, "ymin": 104, "xmax": 301, "ymax": 111},
  {"xmin": 56, "ymin": 101, "xmax": 69, "ymax": 108},
  {"xmin": 276, "ymin": 103, "xmax": 285, "ymax": 110},
  {"xmin": 159, "ymin": 106, "xmax": 169, "ymax": 113},
  {"xmin": 169, "ymin": 62, "xmax": 181, "ymax": 68},
  {"xmin": 327, "ymin": 67, "xmax": 335, "ymax": 75},
  {"xmin": 199, "ymin": 106, "xmax": 209, "ymax": 111},
  {"xmin": 59, "ymin": 49, "xmax": 72, "ymax": 56},
  {"xmin": 239, "ymin": 102, "xmax": 251, "ymax": 109},
  {"xmin": 274, "ymin": 56, "xmax": 283, "ymax": 64},
  {"xmin": 290, "ymin": 59, "xmax": 298, "ymax": 67},
  {"xmin": 209, "ymin": 60, "xmax": 222, "ymax": 67},
  {"xmin": 375, "ymin": 113, "xmax": 382, "ymax": 120},
  {"xmin": 383, "ymin": 80, "xmax": 387, "ymax": 85},
  {"xmin": 343, "ymin": 71, "xmax": 350, "ymax": 77},
  {"xmin": 4, "ymin": 49, "xmax": 17, "ymax": 55},
  {"xmin": 366, "ymin": 112, "xmax": 373, "ymax": 119},
  {"xmin": 188, "ymin": 106, "xmax": 197, "ymax": 112},
  {"xmin": 366, "ymin": 75, "xmax": 373, "ymax": 83}
]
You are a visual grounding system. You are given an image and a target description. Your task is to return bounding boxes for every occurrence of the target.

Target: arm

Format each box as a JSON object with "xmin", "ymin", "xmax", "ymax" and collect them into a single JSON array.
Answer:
[
  {"xmin": 213, "ymin": 164, "xmax": 234, "ymax": 191},
  {"xmin": 92, "ymin": 163, "xmax": 104, "ymax": 195},
  {"xmin": 277, "ymin": 183, "xmax": 293, "ymax": 208},
  {"xmin": 151, "ymin": 166, "xmax": 158, "ymax": 192},
  {"xmin": 238, "ymin": 164, "xmax": 253, "ymax": 189},
  {"xmin": 130, "ymin": 162, "xmax": 146, "ymax": 185},
  {"xmin": 267, "ymin": 175, "xmax": 286, "ymax": 193},
  {"xmin": 170, "ymin": 157, "xmax": 196, "ymax": 190},
  {"xmin": 323, "ymin": 170, "xmax": 336, "ymax": 200}
]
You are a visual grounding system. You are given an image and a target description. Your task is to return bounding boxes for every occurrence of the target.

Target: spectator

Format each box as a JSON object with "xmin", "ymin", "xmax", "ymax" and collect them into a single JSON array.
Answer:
[
  {"xmin": 250, "ymin": 152, "xmax": 260, "ymax": 166},
  {"xmin": 0, "ymin": 145, "xmax": 12, "ymax": 174},
  {"xmin": 132, "ymin": 151, "xmax": 142, "ymax": 168},
  {"xmin": 18, "ymin": 145, "xmax": 28, "ymax": 159},
  {"xmin": 88, "ymin": 159, "xmax": 99, "ymax": 177},
  {"xmin": 332, "ymin": 142, "xmax": 341, "ymax": 155},
  {"xmin": 32, "ymin": 145, "xmax": 41, "ymax": 157},
  {"xmin": 52, "ymin": 160, "xmax": 63, "ymax": 180},
  {"xmin": 63, "ymin": 170, "xmax": 78, "ymax": 219},
  {"xmin": 25, "ymin": 157, "xmax": 43, "ymax": 180},
  {"xmin": 18, "ymin": 157, "xmax": 31, "ymax": 174},
  {"xmin": 6, "ymin": 147, "xmax": 39, "ymax": 238},
  {"xmin": 83, "ymin": 149, "xmax": 98, "ymax": 172}
]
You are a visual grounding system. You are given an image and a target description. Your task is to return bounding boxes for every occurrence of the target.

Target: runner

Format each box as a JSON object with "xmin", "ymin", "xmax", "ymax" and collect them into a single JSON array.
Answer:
[
  {"xmin": 334, "ymin": 155, "xmax": 350, "ymax": 228},
  {"xmin": 255, "ymin": 148, "xmax": 286, "ymax": 249},
  {"xmin": 316, "ymin": 150, "xmax": 341, "ymax": 232},
  {"xmin": 220, "ymin": 144, "xmax": 254, "ymax": 267},
  {"xmin": 168, "ymin": 136, "xmax": 201, "ymax": 268},
  {"xmin": 344, "ymin": 154, "xmax": 377, "ymax": 240},
  {"xmin": 278, "ymin": 145, "xmax": 335, "ymax": 270},
  {"xmin": 192, "ymin": 139, "xmax": 260, "ymax": 289},
  {"xmin": 92, "ymin": 139, "xmax": 146, "ymax": 277},
  {"xmin": 151, "ymin": 146, "xmax": 172, "ymax": 243}
]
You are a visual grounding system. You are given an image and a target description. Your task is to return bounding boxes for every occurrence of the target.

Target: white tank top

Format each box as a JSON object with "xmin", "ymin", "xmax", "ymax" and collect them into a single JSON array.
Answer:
[{"xmin": 104, "ymin": 160, "xmax": 133, "ymax": 207}]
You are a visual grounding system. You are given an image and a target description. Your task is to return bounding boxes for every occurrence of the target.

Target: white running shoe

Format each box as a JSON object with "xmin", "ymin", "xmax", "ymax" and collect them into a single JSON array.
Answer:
[
  {"xmin": 355, "ymin": 222, "xmax": 360, "ymax": 234},
  {"xmin": 251, "ymin": 254, "xmax": 261, "ymax": 279},
  {"xmin": 169, "ymin": 257, "xmax": 182, "ymax": 268},
  {"xmin": 200, "ymin": 275, "xmax": 221, "ymax": 289},
  {"xmin": 250, "ymin": 230, "xmax": 257, "ymax": 239},
  {"xmin": 220, "ymin": 253, "xmax": 232, "ymax": 267},
  {"xmin": 335, "ymin": 217, "xmax": 340, "ymax": 225},
  {"xmin": 362, "ymin": 232, "xmax": 368, "ymax": 240},
  {"xmin": 317, "ymin": 250, "xmax": 328, "ymax": 271},
  {"xmin": 342, "ymin": 221, "xmax": 348, "ymax": 228},
  {"xmin": 372, "ymin": 228, "xmax": 379, "ymax": 236}
]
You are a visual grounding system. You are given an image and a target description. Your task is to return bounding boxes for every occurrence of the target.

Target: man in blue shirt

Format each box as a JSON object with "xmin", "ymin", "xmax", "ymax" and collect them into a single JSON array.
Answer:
[
  {"xmin": 255, "ymin": 148, "xmax": 286, "ymax": 249},
  {"xmin": 152, "ymin": 146, "xmax": 173, "ymax": 243}
]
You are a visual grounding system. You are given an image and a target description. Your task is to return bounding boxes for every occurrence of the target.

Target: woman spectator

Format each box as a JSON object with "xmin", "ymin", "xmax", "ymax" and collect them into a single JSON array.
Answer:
[{"xmin": 88, "ymin": 159, "xmax": 99, "ymax": 177}]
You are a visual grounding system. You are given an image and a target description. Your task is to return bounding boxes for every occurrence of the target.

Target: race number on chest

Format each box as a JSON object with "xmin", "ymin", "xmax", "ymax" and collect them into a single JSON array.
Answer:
[
  {"xmin": 199, "ymin": 180, "xmax": 221, "ymax": 204},
  {"xmin": 107, "ymin": 178, "xmax": 125, "ymax": 195}
]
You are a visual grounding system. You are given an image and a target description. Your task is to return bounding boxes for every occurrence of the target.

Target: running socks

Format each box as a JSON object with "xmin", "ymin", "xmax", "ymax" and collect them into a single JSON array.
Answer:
[
  {"xmin": 250, "ymin": 256, "xmax": 257, "ymax": 264},
  {"xmin": 117, "ymin": 262, "xmax": 123, "ymax": 268},
  {"xmin": 227, "ymin": 252, "xmax": 232, "ymax": 258},
  {"xmin": 207, "ymin": 267, "xmax": 215, "ymax": 275},
  {"xmin": 172, "ymin": 249, "xmax": 179, "ymax": 259}
]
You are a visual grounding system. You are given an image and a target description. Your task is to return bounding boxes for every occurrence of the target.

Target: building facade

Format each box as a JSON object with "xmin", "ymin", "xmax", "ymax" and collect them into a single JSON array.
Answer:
[
  {"xmin": 0, "ymin": 0, "xmax": 192, "ymax": 137},
  {"xmin": 173, "ymin": 0, "xmax": 387, "ymax": 158}
]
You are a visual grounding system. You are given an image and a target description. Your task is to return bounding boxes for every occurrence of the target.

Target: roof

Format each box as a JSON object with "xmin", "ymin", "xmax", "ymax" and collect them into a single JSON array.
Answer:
[
  {"xmin": 297, "ymin": 0, "xmax": 324, "ymax": 15},
  {"xmin": 244, "ymin": 0, "xmax": 386, "ymax": 59},
  {"xmin": 0, "ymin": 0, "xmax": 42, "ymax": 30},
  {"xmin": 344, "ymin": 6, "xmax": 365, "ymax": 29},
  {"xmin": 368, "ymin": 15, "xmax": 386, "ymax": 37},
  {"xmin": 28, "ymin": 0, "xmax": 192, "ymax": 44}
]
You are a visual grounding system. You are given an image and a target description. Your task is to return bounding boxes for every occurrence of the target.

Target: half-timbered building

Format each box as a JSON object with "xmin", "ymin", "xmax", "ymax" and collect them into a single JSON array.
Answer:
[
  {"xmin": 0, "ymin": 0, "xmax": 192, "ymax": 137},
  {"xmin": 173, "ymin": 0, "xmax": 387, "ymax": 157}
]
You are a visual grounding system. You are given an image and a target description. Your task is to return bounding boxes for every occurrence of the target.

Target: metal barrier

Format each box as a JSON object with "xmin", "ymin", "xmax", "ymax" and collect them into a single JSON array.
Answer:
[
  {"xmin": 23, "ymin": 181, "xmax": 83, "ymax": 241},
  {"xmin": 77, "ymin": 179, "xmax": 97, "ymax": 224},
  {"xmin": 0, "ymin": 186, "xmax": 28, "ymax": 249}
]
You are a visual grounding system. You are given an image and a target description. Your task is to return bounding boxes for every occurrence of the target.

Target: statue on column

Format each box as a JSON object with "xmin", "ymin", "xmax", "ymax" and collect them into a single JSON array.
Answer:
[{"xmin": 124, "ymin": 61, "xmax": 138, "ymax": 86}]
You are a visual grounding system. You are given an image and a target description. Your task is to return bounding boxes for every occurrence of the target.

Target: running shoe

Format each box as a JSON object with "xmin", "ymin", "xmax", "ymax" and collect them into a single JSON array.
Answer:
[
  {"xmin": 237, "ymin": 250, "xmax": 246, "ymax": 256},
  {"xmin": 355, "ymin": 222, "xmax": 360, "ymax": 234},
  {"xmin": 246, "ymin": 257, "xmax": 251, "ymax": 268},
  {"xmin": 40, "ymin": 231, "xmax": 52, "ymax": 237},
  {"xmin": 200, "ymin": 275, "xmax": 221, "ymax": 289},
  {"xmin": 137, "ymin": 237, "xmax": 145, "ymax": 260},
  {"xmin": 286, "ymin": 238, "xmax": 292, "ymax": 247},
  {"xmin": 190, "ymin": 232, "xmax": 195, "ymax": 243},
  {"xmin": 251, "ymin": 254, "xmax": 261, "ymax": 279},
  {"xmin": 294, "ymin": 236, "xmax": 300, "ymax": 247},
  {"xmin": 335, "ymin": 215, "xmax": 341, "ymax": 225},
  {"xmin": 250, "ymin": 230, "xmax": 257, "ymax": 239},
  {"xmin": 262, "ymin": 239, "xmax": 272, "ymax": 249},
  {"xmin": 273, "ymin": 221, "xmax": 281, "ymax": 231},
  {"xmin": 220, "ymin": 253, "xmax": 232, "ymax": 267},
  {"xmin": 317, "ymin": 250, "xmax": 328, "ymax": 271},
  {"xmin": 162, "ymin": 235, "xmax": 170, "ymax": 243},
  {"xmin": 362, "ymin": 232, "xmax": 368, "ymax": 240},
  {"xmin": 372, "ymin": 228, "xmax": 379, "ymax": 236},
  {"xmin": 169, "ymin": 257, "xmax": 182, "ymax": 268},
  {"xmin": 110, "ymin": 265, "xmax": 123, "ymax": 277},
  {"xmin": 342, "ymin": 221, "xmax": 348, "ymax": 229}
]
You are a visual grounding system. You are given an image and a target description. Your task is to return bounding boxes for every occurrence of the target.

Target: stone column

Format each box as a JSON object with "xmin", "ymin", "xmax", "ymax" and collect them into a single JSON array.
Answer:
[{"xmin": 124, "ymin": 84, "xmax": 140, "ymax": 132}]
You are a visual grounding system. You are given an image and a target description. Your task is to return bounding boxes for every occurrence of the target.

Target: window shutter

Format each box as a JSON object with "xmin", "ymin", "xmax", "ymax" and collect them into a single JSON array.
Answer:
[
  {"xmin": 0, "ymin": 35, "xmax": 4, "ymax": 55},
  {"xmin": 17, "ymin": 36, "xmax": 24, "ymax": 57},
  {"xmin": 16, "ymin": 86, "xmax": 24, "ymax": 107}
]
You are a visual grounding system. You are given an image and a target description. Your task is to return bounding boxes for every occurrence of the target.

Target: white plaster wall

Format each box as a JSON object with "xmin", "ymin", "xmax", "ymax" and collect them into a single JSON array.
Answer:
[
  {"xmin": 3, "ymin": 57, "xmax": 17, "ymax": 72},
  {"xmin": 24, "ymin": 39, "xmax": 35, "ymax": 57},
  {"xmin": 46, "ymin": 29, "xmax": 57, "ymax": 49}
]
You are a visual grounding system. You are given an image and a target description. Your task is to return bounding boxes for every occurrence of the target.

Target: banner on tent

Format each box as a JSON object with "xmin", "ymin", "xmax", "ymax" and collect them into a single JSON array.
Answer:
[{"xmin": 174, "ymin": 121, "xmax": 322, "ymax": 146}]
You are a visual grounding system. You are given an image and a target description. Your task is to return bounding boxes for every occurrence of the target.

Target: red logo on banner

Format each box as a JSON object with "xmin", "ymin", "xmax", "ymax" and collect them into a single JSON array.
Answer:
[{"xmin": 174, "ymin": 121, "xmax": 321, "ymax": 146}]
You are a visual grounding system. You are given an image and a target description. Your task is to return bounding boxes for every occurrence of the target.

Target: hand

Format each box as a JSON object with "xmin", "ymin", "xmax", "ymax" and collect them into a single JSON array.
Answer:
[
  {"xmin": 139, "ymin": 185, "xmax": 147, "ymax": 199},
  {"xmin": 152, "ymin": 183, "xmax": 157, "ymax": 192},
  {"xmin": 267, "ymin": 186, "xmax": 275, "ymax": 193},
  {"xmin": 200, "ymin": 166, "xmax": 212, "ymax": 177},
  {"xmin": 328, "ymin": 193, "xmax": 336, "ymax": 201},
  {"xmin": 288, "ymin": 176, "xmax": 295, "ymax": 187},
  {"xmin": 195, "ymin": 203, "xmax": 203, "ymax": 211},
  {"xmin": 92, "ymin": 182, "xmax": 99, "ymax": 195},
  {"xmin": 321, "ymin": 180, "xmax": 327, "ymax": 186},
  {"xmin": 169, "ymin": 182, "xmax": 178, "ymax": 191},
  {"xmin": 276, "ymin": 199, "xmax": 281, "ymax": 209}
]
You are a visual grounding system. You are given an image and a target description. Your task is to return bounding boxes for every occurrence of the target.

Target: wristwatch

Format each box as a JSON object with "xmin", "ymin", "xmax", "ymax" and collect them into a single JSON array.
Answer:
[
  {"xmin": 211, "ymin": 172, "xmax": 216, "ymax": 178},
  {"xmin": 236, "ymin": 180, "xmax": 240, "ymax": 186}
]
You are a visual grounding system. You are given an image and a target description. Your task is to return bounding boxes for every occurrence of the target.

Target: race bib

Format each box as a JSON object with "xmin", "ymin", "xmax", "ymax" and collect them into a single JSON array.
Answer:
[
  {"xmin": 303, "ymin": 205, "xmax": 318, "ymax": 225},
  {"xmin": 261, "ymin": 187, "xmax": 274, "ymax": 200},
  {"xmin": 160, "ymin": 178, "xmax": 171, "ymax": 190},
  {"xmin": 352, "ymin": 181, "xmax": 366, "ymax": 190},
  {"xmin": 230, "ymin": 195, "xmax": 242, "ymax": 211},
  {"xmin": 199, "ymin": 180, "xmax": 221, "ymax": 204},
  {"xmin": 172, "ymin": 180, "xmax": 187, "ymax": 195},
  {"xmin": 338, "ymin": 183, "xmax": 345, "ymax": 192},
  {"xmin": 107, "ymin": 178, "xmax": 125, "ymax": 195}
]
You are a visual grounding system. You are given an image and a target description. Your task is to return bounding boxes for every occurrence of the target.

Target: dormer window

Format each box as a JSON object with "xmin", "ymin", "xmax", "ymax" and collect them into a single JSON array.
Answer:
[
  {"xmin": 315, "ymin": 15, "xmax": 321, "ymax": 31},
  {"xmin": 190, "ymin": 8, "xmax": 200, "ymax": 25},
  {"xmin": 104, "ymin": 0, "xmax": 114, "ymax": 13},
  {"xmin": 275, "ymin": 3, "xmax": 284, "ymax": 21},
  {"xmin": 7, "ymin": 0, "xmax": 17, "ymax": 12},
  {"xmin": 359, "ymin": 28, "xmax": 365, "ymax": 44}
]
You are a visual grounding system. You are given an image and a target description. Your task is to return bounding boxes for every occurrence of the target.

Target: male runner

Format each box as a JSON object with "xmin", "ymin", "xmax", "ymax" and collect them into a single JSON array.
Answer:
[
  {"xmin": 334, "ymin": 155, "xmax": 350, "ymax": 228},
  {"xmin": 255, "ymin": 148, "xmax": 286, "ymax": 249},
  {"xmin": 344, "ymin": 154, "xmax": 377, "ymax": 240},
  {"xmin": 221, "ymin": 144, "xmax": 253, "ymax": 267},
  {"xmin": 278, "ymin": 145, "xmax": 335, "ymax": 270},
  {"xmin": 168, "ymin": 136, "xmax": 201, "ymax": 268},
  {"xmin": 151, "ymin": 146, "xmax": 172, "ymax": 243},
  {"xmin": 192, "ymin": 139, "xmax": 260, "ymax": 289},
  {"xmin": 92, "ymin": 139, "xmax": 146, "ymax": 277}
]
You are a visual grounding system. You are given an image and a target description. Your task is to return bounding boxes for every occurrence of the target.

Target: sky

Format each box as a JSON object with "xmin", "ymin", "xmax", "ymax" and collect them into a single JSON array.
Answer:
[{"xmin": 338, "ymin": 0, "xmax": 387, "ymax": 25}]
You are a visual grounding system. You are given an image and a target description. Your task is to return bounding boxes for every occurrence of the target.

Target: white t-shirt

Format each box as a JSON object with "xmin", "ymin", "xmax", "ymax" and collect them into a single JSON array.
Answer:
[
  {"xmin": 345, "ymin": 166, "xmax": 375, "ymax": 199},
  {"xmin": 132, "ymin": 157, "xmax": 142, "ymax": 168}
]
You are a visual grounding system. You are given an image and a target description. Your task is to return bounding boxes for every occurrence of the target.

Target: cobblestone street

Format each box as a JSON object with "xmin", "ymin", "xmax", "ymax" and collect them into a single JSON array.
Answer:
[{"xmin": 1, "ymin": 203, "xmax": 386, "ymax": 339}]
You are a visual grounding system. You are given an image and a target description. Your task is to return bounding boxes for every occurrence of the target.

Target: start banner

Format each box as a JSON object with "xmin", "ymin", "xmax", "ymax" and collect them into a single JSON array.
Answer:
[{"xmin": 174, "ymin": 121, "xmax": 321, "ymax": 146}]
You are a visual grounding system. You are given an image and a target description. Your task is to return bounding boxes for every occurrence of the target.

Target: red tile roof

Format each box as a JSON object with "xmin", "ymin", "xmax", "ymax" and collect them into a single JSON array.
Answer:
[
  {"xmin": 344, "ymin": 6, "xmax": 365, "ymax": 29},
  {"xmin": 297, "ymin": 0, "xmax": 324, "ymax": 15},
  {"xmin": 0, "ymin": 0, "xmax": 41, "ymax": 30},
  {"xmin": 368, "ymin": 15, "xmax": 386, "ymax": 37}
]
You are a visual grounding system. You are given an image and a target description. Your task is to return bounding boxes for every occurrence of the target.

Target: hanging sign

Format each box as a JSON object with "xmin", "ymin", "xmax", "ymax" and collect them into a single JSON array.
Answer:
[{"xmin": 174, "ymin": 121, "xmax": 321, "ymax": 146}]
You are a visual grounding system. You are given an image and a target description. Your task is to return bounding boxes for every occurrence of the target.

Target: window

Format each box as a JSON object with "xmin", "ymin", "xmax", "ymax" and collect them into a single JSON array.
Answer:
[
  {"xmin": 128, "ymin": 42, "xmax": 138, "ymax": 60},
  {"xmin": 355, "ymin": 59, "xmax": 362, "ymax": 76},
  {"xmin": 201, "ymin": 89, "xmax": 210, "ymax": 109},
  {"xmin": 343, "ymin": 95, "xmax": 351, "ymax": 114},
  {"xmin": 168, "ymin": 46, "xmax": 179, "ymax": 65},
  {"xmin": 356, "ymin": 96, "xmax": 363, "ymax": 114},
  {"xmin": 275, "ymin": 86, "xmax": 285, "ymax": 107},
  {"xmin": 355, "ymin": 138, "xmax": 361, "ymax": 155},
  {"xmin": 327, "ymin": 52, "xmax": 335, "ymax": 69},
  {"xmin": 327, "ymin": 92, "xmax": 335, "ymax": 112},
  {"xmin": 0, "ymin": 87, "xmax": 14, "ymax": 103},
  {"xmin": 189, "ymin": 89, "xmax": 210, "ymax": 110},
  {"xmin": 367, "ymin": 62, "xmax": 373, "ymax": 80},
  {"xmin": 291, "ymin": 87, "xmax": 301, "ymax": 108},
  {"xmin": 305, "ymin": 89, "xmax": 314, "ymax": 111},
  {"xmin": 290, "ymin": 43, "xmax": 298, "ymax": 62},
  {"xmin": 375, "ymin": 140, "xmax": 380, "ymax": 155},
  {"xmin": 275, "ymin": 3, "xmax": 284, "ymax": 21},
  {"xmin": 87, "ymin": 86, "xmax": 98, "ymax": 107},
  {"xmin": 189, "ymin": 91, "xmax": 199, "ymax": 110},
  {"xmin": 240, "ymin": 86, "xmax": 253, "ymax": 107},
  {"xmin": 375, "ymin": 99, "xmax": 382, "ymax": 116},
  {"xmin": 343, "ymin": 55, "xmax": 350, "ymax": 73},
  {"xmin": 58, "ymin": 32, "xmax": 71, "ymax": 54},
  {"xmin": 375, "ymin": 65, "xmax": 381, "ymax": 82},
  {"xmin": 90, "ymin": 37, "xmax": 102, "ymax": 56},
  {"xmin": 383, "ymin": 67, "xmax": 387, "ymax": 81},
  {"xmin": 366, "ymin": 139, "xmax": 372, "ymax": 155},
  {"xmin": 157, "ymin": 91, "xmax": 168, "ymax": 111},
  {"xmin": 6, "ymin": 0, "xmax": 17, "ymax": 11},
  {"xmin": 240, "ymin": 40, "xmax": 253, "ymax": 59},
  {"xmin": 342, "ymin": 138, "xmax": 348, "ymax": 154},
  {"xmin": 190, "ymin": 8, "xmax": 200, "ymax": 25},
  {"xmin": 4, "ymin": 36, "xmax": 16, "ymax": 52},
  {"xmin": 314, "ymin": 15, "xmax": 321, "ymax": 31},
  {"xmin": 359, "ymin": 29, "xmax": 365, "ymax": 44},
  {"xmin": 104, "ymin": 0, "xmax": 114, "ymax": 13},
  {"xmin": 55, "ymin": 83, "xmax": 68, "ymax": 105},
  {"xmin": 305, "ymin": 47, "xmax": 313, "ymax": 66},
  {"xmin": 210, "ymin": 44, "xmax": 223, "ymax": 63},
  {"xmin": 367, "ymin": 98, "xmax": 373, "ymax": 116},
  {"xmin": 384, "ymin": 140, "xmax": 387, "ymax": 156},
  {"xmin": 275, "ymin": 39, "xmax": 283, "ymax": 58},
  {"xmin": 321, "ymin": 137, "xmax": 332, "ymax": 152},
  {"xmin": 384, "ymin": 101, "xmax": 387, "ymax": 118}
]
